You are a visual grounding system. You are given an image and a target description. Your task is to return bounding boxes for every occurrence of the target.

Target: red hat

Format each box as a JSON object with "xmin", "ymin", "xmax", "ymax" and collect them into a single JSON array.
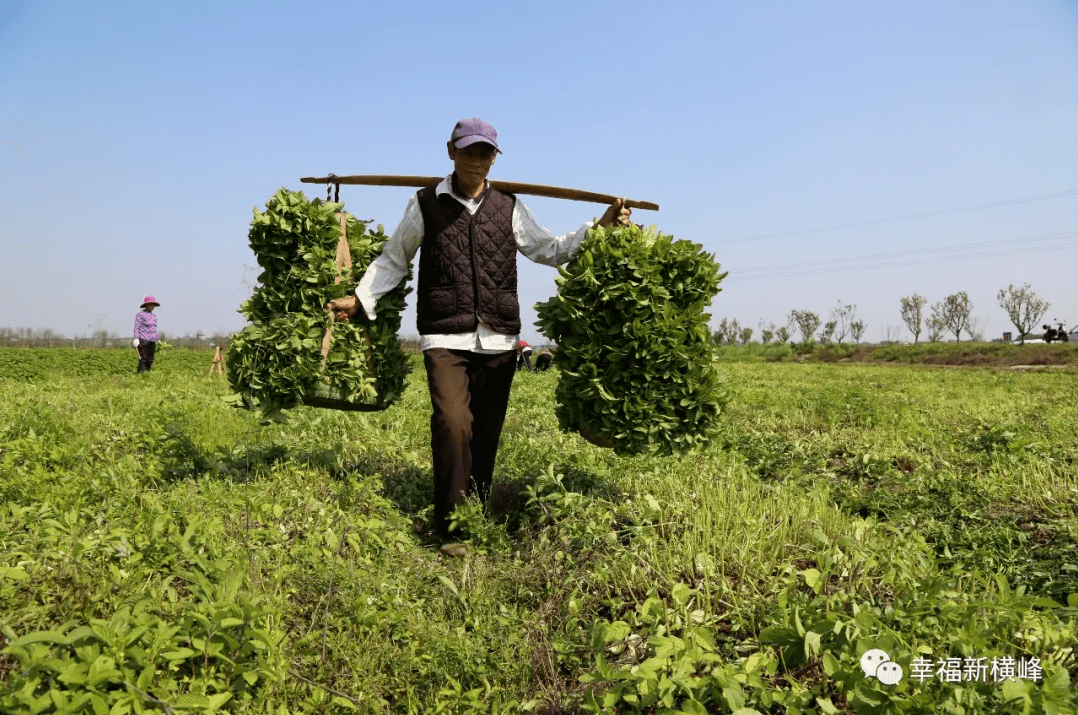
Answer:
[{"xmin": 140, "ymin": 295, "xmax": 160, "ymax": 308}]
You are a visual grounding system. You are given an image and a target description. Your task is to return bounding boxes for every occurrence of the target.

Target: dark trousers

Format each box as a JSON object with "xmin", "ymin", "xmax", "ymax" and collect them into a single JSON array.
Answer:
[
  {"xmin": 423, "ymin": 348, "xmax": 517, "ymax": 537},
  {"xmin": 137, "ymin": 341, "xmax": 156, "ymax": 373}
]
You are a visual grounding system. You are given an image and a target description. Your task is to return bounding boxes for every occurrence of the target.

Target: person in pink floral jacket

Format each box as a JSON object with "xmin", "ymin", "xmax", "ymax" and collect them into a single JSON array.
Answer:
[{"xmin": 133, "ymin": 296, "xmax": 160, "ymax": 373}]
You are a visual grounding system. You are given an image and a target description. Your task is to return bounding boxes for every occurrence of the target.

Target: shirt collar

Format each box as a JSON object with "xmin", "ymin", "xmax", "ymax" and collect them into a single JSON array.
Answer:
[{"xmin": 436, "ymin": 173, "xmax": 489, "ymax": 206}]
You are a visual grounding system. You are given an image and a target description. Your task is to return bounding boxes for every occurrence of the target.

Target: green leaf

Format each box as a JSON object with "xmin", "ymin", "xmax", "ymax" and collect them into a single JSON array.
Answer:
[
  {"xmin": 1001, "ymin": 678, "xmax": 1032, "ymax": 705},
  {"xmin": 206, "ymin": 693, "xmax": 233, "ymax": 712},
  {"xmin": 437, "ymin": 574, "xmax": 461, "ymax": 600},
  {"xmin": 0, "ymin": 566, "xmax": 29, "ymax": 581},
  {"xmin": 330, "ymin": 696, "xmax": 358, "ymax": 710},
  {"xmin": 161, "ymin": 648, "xmax": 196, "ymax": 660},
  {"xmin": 815, "ymin": 697, "xmax": 841, "ymax": 714},
  {"xmin": 671, "ymin": 582, "xmax": 692, "ymax": 606},
  {"xmin": 173, "ymin": 693, "xmax": 211, "ymax": 710},
  {"xmin": 743, "ymin": 652, "xmax": 768, "ymax": 675},
  {"xmin": 800, "ymin": 568, "xmax": 822, "ymax": 592},
  {"xmin": 758, "ymin": 626, "xmax": 800, "ymax": 647},
  {"xmin": 90, "ymin": 694, "xmax": 110, "ymax": 715},
  {"xmin": 11, "ymin": 630, "xmax": 70, "ymax": 646}
]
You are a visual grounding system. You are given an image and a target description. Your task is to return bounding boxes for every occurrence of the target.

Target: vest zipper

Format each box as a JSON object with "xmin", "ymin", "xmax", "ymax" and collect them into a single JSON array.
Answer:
[{"xmin": 467, "ymin": 211, "xmax": 482, "ymax": 329}]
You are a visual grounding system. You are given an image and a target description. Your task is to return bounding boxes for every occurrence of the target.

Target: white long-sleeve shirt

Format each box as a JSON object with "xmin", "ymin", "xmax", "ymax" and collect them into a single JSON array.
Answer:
[{"xmin": 355, "ymin": 174, "xmax": 594, "ymax": 353}]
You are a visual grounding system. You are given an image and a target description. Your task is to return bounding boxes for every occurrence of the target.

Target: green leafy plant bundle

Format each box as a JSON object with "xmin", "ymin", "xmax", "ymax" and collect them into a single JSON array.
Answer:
[
  {"xmin": 535, "ymin": 223, "xmax": 730, "ymax": 455},
  {"xmin": 226, "ymin": 188, "xmax": 411, "ymax": 417}
]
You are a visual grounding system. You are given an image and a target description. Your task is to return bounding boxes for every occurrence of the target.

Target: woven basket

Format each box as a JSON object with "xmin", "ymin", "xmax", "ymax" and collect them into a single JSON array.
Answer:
[{"xmin": 302, "ymin": 379, "xmax": 386, "ymax": 412}]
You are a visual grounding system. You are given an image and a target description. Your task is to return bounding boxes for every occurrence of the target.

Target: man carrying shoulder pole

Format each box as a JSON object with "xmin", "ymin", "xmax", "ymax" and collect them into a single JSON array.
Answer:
[{"xmin": 326, "ymin": 118, "xmax": 631, "ymax": 555}]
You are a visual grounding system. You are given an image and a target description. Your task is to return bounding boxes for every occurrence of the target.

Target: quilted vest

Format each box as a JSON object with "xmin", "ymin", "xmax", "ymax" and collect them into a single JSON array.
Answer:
[{"xmin": 415, "ymin": 182, "xmax": 520, "ymax": 335}]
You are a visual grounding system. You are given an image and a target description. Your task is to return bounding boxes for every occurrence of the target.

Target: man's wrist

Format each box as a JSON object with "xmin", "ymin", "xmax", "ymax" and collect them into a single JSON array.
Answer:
[{"xmin": 355, "ymin": 293, "xmax": 377, "ymax": 321}]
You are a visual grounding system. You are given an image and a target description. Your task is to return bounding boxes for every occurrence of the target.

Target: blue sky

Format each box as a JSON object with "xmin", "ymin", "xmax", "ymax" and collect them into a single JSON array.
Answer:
[{"xmin": 2, "ymin": 0, "xmax": 1076, "ymax": 343}]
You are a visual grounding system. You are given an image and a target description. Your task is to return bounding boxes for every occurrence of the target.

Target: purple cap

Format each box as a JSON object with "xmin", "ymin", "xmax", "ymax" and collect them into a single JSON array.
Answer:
[{"xmin": 450, "ymin": 117, "xmax": 501, "ymax": 153}]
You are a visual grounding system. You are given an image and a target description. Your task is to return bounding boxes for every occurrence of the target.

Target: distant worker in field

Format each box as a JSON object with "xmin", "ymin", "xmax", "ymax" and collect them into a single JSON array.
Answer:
[
  {"xmin": 516, "ymin": 339, "xmax": 534, "ymax": 372},
  {"xmin": 133, "ymin": 295, "xmax": 160, "ymax": 374},
  {"xmin": 535, "ymin": 350, "xmax": 553, "ymax": 372},
  {"xmin": 326, "ymin": 117, "xmax": 631, "ymax": 554}
]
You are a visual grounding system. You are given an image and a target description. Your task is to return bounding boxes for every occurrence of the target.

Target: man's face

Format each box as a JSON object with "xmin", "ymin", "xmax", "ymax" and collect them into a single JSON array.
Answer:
[{"xmin": 448, "ymin": 142, "xmax": 497, "ymax": 185}]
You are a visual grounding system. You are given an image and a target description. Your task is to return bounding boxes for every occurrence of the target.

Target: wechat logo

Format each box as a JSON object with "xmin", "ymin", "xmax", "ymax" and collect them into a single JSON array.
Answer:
[{"xmin": 861, "ymin": 649, "xmax": 904, "ymax": 685}]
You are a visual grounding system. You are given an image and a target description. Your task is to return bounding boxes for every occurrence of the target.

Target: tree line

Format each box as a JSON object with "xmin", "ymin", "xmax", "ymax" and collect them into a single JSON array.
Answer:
[
  {"xmin": 712, "ymin": 283, "xmax": 1064, "ymax": 346},
  {"xmin": 0, "ymin": 328, "xmax": 234, "ymax": 350},
  {"xmin": 2, "ymin": 282, "xmax": 1063, "ymax": 350},
  {"xmin": 713, "ymin": 301, "xmax": 867, "ymax": 346},
  {"xmin": 0, "ymin": 328, "xmax": 438, "ymax": 354},
  {"xmin": 899, "ymin": 283, "xmax": 1062, "ymax": 344}
]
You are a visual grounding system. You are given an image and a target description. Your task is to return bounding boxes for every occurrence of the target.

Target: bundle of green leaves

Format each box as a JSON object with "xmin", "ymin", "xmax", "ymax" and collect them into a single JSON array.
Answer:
[
  {"xmin": 535, "ymin": 224, "xmax": 729, "ymax": 455},
  {"xmin": 227, "ymin": 188, "xmax": 411, "ymax": 417}
]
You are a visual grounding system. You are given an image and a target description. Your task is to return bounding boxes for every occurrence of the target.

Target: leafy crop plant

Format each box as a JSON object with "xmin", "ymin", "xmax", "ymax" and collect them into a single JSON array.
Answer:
[
  {"xmin": 227, "ymin": 188, "xmax": 412, "ymax": 419},
  {"xmin": 536, "ymin": 223, "xmax": 730, "ymax": 455}
]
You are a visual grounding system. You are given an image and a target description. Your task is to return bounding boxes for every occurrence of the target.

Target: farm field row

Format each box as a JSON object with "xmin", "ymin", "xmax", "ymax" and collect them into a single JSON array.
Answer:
[
  {"xmin": 0, "ymin": 347, "xmax": 215, "ymax": 381},
  {"xmin": 1, "ymin": 350, "xmax": 1076, "ymax": 714}
]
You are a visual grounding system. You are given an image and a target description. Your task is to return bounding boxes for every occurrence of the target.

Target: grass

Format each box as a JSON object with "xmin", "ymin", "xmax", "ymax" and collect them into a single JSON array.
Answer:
[
  {"xmin": 1, "ymin": 347, "xmax": 1076, "ymax": 714},
  {"xmin": 712, "ymin": 340, "xmax": 1078, "ymax": 366}
]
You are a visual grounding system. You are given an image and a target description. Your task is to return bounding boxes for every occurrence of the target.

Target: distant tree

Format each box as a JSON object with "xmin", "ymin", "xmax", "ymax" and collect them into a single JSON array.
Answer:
[
  {"xmin": 775, "ymin": 326, "xmax": 791, "ymax": 344},
  {"xmin": 830, "ymin": 301, "xmax": 856, "ymax": 343},
  {"xmin": 899, "ymin": 294, "xmax": 927, "ymax": 344},
  {"xmin": 727, "ymin": 318, "xmax": 742, "ymax": 344},
  {"xmin": 936, "ymin": 291, "xmax": 973, "ymax": 342},
  {"xmin": 850, "ymin": 320, "xmax": 866, "ymax": 344},
  {"xmin": 712, "ymin": 317, "xmax": 742, "ymax": 345},
  {"xmin": 788, "ymin": 310, "xmax": 821, "ymax": 343},
  {"xmin": 758, "ymin": 320, "xmax": 776, "ymax": 344},
  {"xmin": 925, "ymin": 313, "xmax": 945, "ymax": 342},
  {"xmin": 882, "ymin": 325, "xmax": 902, "ymax": 343},
  {"xmin": 739, "ymin": 327, "xmax": 754, "ymax": 345},
  {"xmin": 967, "ymin": 316, "xmax": 988, "ymax": 343},
  {"xmin": 997, "ymin": 283, "xmax": 1049, "ymax": 345},
  {"xmin": 819, "ymin": 320, "xmax": 836, "ymax": 344}
]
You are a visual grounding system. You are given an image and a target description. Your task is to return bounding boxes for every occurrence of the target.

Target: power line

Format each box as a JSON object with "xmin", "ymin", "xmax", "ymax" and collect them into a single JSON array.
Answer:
[
  {"xmin": 724, "ymin": 230, "xmax": 1078, "ymax": 282},
  {"xmin": 717, "ymin": 188, "xmax": 1078, "ymax": 246},
  {"xmin": 732, "ymin": 230, "xmax": 1078, "ymax": 276},
  {"xmin": 726, "ymin": 241, "xmax": 1078, "ymax": 282}
]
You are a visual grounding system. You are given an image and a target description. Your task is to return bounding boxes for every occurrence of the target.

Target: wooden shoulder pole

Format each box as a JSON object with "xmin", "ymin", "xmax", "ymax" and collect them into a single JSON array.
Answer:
[{"xmin": 300, "ymin": 175, "xmax": 659, "ymax": 211}]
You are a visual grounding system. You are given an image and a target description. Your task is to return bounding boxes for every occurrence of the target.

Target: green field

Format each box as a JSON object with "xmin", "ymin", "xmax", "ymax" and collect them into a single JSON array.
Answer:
[{"xmin": 1, "ymin": 347, "xmax": 1076, "ymax": 714}]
